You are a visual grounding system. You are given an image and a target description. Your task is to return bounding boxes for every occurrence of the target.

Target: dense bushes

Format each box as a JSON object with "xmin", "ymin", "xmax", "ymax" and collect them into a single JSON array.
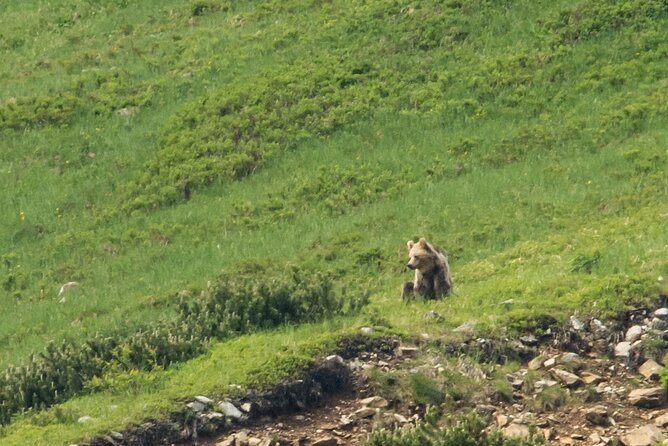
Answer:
[{"xmin": 0, "ymin": 264, "xmax": 367, "ymax": 424}]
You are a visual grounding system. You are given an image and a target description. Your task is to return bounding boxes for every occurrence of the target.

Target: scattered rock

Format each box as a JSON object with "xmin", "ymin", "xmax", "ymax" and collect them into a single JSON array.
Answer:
[
  {"xmin": 396, "ymin": 346, "xmax": 419, "ymax": 358},
  {"xmin": 650, "ymin": 317, "xmax": 668, "ymax": 330},
  {"xmin": 520, "ymin": 334, "xmax": 538, "ymax": 346},
  {"xmin": 359, "ymin": 396, "xmax": 388, "ymax": 408},
  {"xmin": 570, "ymin": 315, "xmax": 585, "ymax": 331},
  {"xmin": 216, "ymin": 437, "xmax": 235, "ymax": 446},
  {"xmin": 528, "ymin": 355, "xmax": 546, "ymax": 370},
  {"xmin": 626, "ymin": 325, "xmax": 644, "ymax": 343},
  {"xmin": 580, "ymin": 371, "xmax": 604, "ymax": 385},
  {"xmin": 360, "ymin": 326, "xmax": 374, "ymax": 335},
  {"xmin": 628, "ymin": 387, "xmax": 666, "ymax": 408},
  {"xmin": 551, "ymin": 368, "xmax": 583, "ymax": 388},
  {"xmin": 186, "ymin": 401, "xmax": 207, "ymax": 413},
  {"xmin": 619, "ymin": 424, "xmax": 665, "ymax": 446},
  {"xmin": 654, "ymin": 308, "xmax": 668, "ymax": 319},
  {"xmin": 311, "ymin": 437, "xmax": 339, "ymax": 446},
  {"xmin": 559, "ymin": 352, "xmax": 584, "ymax": 370},
  {"xmin": 219, "ymin": 401, "xmax": 244, "ymax": 420},
  {"xmin": 496, "ymin": 414, "xmax": 509, "ymax": 427},
  {"xmin": 195, "ymin": 395, "xmax": 213, "ymax": 405},
  {"xmin": 638, "ymin": 360, "xmax": 662, "ymax": 381},
  {"xmin": 78, "ymin": 415, "xmax": 93, "ymax": 424},
  {"xmin": 654, "ymin": 412, "xmax": 668, "ymax": 427},
  {"xmin": 352, "ymin": 407, "xmax": 377, "ymax": 419},
  {"xmin": 502, "ymin": 423, "xmax": 530, "ymax": 439},
  {"xmin": 615, "ymin": 342, "xmax": 632, "ymax": 358},
  {"xmin": 584, "ymin": 405, "xmax": 609, "ymax": 426}
]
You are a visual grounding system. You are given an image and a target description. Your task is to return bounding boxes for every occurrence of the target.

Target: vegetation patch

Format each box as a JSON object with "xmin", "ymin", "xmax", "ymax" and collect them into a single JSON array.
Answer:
[{"xmin": 0, "ymin": 264, "xmax": 366, "ymax": 424}]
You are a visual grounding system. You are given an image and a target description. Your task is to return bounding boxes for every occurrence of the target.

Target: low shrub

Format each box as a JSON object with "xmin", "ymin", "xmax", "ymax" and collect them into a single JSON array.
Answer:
[{"xmin": 0, "ymin": 264, "xmax": 367, "ymax": 424}]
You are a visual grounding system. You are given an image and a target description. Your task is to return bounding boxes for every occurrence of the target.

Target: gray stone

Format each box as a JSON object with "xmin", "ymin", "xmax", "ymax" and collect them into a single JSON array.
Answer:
[
  {"xmin": 619, "ymin": 424, "xmax": 665, "ymax": 446},
  {"xmin": 590, "ymin": 319, "xmax": 607, "ymax": 335},
  {"xmin": 626, "ymin": 325, "xmax": 644, "ymax": 343},
  {"xmin": 534, "ymin": 379, "xmax": 558, "ymax": 390},
  {"xmin": 110, "ymin": 432, "xmax": 124, "ymax": 441},
  {"xmin": 559, "ymin": 352, "xmax": 584, "ymax": 370},
  {"xmin": 325, "ymin": 354, "xmax": 344, "ymax": 364},
  {"xmin": 615, "ymin": 341, "xmax": 632, "ymax": 358},
  {"xmin": 360, "ymin": 326, "xmax": 374, "ymax": 335},
  {"xmin": 654, "ymin": 308, "xmax": 668, "ymax": 319},
  {"xmin": 496, "ymin": 414, "xmax": 509, "ymax": 427},
  {"xmin": 186, "ymin": 401, "xmax": 206, "ymax": 412},
  {"xmin": 551, "ymin": 368, "xmax": 583, "ymax": 388},
  {"xmin": 219, "ymin": 401, "xmax": 244, "ymax": 420},
  {"xmin": 638, "ymin": 359, "xmax": 662, "ymax": 381},
  {"xmin": 77, "ymin": 415, "xmax": 93, "ymax": 424},
  {"xmin": 628, "ymin": 387, "xmax": 666, "ymax": 408},
  {"xmin": 650, "ymin": 317, "xmax": 668, "ymax": 330},
  {"xmin": 570, "ymin": 315, "xmax": 585, "ymax": 331},
  {"xmin": 195, "ymin": 395, "xmax": 213, "ymax": 405},
  {"xmin": 520, "ymin": 334, "xmax": 538, "ymax": 346}
]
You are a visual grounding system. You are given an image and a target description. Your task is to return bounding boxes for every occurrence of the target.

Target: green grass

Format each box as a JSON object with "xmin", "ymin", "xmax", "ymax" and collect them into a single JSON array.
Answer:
[{"xmin": 1, "ymin": 0, "xmax": 668, "ymax": 443}]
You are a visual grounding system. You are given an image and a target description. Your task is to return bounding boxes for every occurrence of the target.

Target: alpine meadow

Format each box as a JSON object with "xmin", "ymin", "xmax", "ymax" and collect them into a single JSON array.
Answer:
[{"xmin": 1, "ymin": 0, "xmax": 667, "ymax": 445}]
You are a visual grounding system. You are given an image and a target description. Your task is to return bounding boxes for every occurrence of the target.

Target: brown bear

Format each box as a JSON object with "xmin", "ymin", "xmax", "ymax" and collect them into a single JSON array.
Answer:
[{"xmin": 402, "ymin": 238, "xmax": 452, "ymax": 300}]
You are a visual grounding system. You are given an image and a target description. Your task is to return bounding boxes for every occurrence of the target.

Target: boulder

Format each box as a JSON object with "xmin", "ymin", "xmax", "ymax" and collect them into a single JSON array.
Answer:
[
  {"xmin": 528, "ymin": 355, "xmax": 546, "ymax": 370},
  {"xmin": 615, "ymin": 341, "xmax": 632, "ymax": 358},
  {"xmin": 502, "ymin": 423, "xmax": 530, "ymax": 439},
  {"xmin": 638, "ymin": 359, "xmax": 662, "ymax": 381},
  {"xmin": 654, "ymin": 308, "xmax": 668, "ymax": 319},
  {"xmin": 359, "ymin": 396, "xmax": 389, "ymax": 408},
  {"xmin": 583, "ymin": 405, "xmax": 609, "ymax": 426},
  {"xmin": 625, "ymin": 325, "xmax": 644, "ymax": 343},
  {"xmin": 311, "ymin": 436, "xmax": 339, "ymax": 446},
  {"xmin": 219, "ymin": 401, "xmax": 244, "ymax": 420},
  {"xmin": 619, "ymin": 424, "xmax": 664, "ymax": 446},
  {"xmin": 580, "ymin": 371, "xmax": 604, "ymax": 385},
  {"xmin": 551, "ymin": 368, "xmax": 583, "ymax": 388},
  {"xmin": 628, "ymin": 387, "xmax": 666, "ymax": 408}
]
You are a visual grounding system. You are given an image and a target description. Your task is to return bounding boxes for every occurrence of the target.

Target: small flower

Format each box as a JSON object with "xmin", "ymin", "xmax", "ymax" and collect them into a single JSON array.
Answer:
[
  {"xmin": 586, "ymin": 180, "xmax": 592, "ymax": 185},
  {"xmin": 19, "ymin": 211, "xmax": 26, "ymax": 221}
]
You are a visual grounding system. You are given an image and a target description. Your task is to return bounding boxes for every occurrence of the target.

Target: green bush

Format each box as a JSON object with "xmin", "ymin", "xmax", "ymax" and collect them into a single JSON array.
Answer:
[{"xmin": 0, "ymin": 264, "xmax": 367, "ymax": 424}]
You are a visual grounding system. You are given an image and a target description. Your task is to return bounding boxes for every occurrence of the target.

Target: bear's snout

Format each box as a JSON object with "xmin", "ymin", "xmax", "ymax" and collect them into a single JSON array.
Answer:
[{"xmin": 407, "ymin": 262, "xmax": 416, "ymax": 270}]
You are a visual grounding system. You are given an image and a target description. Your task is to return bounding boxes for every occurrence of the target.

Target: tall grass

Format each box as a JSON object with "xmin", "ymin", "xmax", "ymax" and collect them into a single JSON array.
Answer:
[{"xmin": 1, "ymin": 0, "xmax": 667, "ymax": 441}]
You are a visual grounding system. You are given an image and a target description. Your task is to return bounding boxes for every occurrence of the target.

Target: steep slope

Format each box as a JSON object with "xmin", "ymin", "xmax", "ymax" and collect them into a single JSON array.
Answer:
[{"xmin": 0, "ymin": 0, "xmax": 667, "ymax": 444}]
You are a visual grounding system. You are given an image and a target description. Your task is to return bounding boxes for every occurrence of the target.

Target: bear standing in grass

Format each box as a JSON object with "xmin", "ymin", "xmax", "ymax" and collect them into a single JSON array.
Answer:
[{"xmin": 402, "ymin": 238, "xmax": 452, "ymax": 300}]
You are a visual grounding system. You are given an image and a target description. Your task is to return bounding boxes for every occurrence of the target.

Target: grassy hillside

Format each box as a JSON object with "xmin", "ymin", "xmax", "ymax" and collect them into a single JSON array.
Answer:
[{"xmin": 1, "ymin": 0, "xmax": 667, "ymax": 444}]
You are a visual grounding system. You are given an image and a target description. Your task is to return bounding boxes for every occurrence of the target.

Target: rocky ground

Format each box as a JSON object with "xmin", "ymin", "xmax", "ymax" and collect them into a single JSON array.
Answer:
[{"xmin": 88, "ymin": 306, "xmax": 668, "ymax": 446}]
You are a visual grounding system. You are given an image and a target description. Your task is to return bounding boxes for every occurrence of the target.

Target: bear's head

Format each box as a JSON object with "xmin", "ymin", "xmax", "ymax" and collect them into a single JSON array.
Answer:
[{"xmin": 406, "ymin": 238, "xmax": 438, "ymax": 272}]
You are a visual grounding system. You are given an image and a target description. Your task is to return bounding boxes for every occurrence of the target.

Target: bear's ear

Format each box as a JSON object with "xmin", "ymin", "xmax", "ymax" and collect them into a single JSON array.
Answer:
[
  {"xmin": 407, "ymin": 240, "xmax": 414, "ymax": 250},
  {"xmin": 417, "ymin": 238, "xmax": 428, "ymax": 247}
]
